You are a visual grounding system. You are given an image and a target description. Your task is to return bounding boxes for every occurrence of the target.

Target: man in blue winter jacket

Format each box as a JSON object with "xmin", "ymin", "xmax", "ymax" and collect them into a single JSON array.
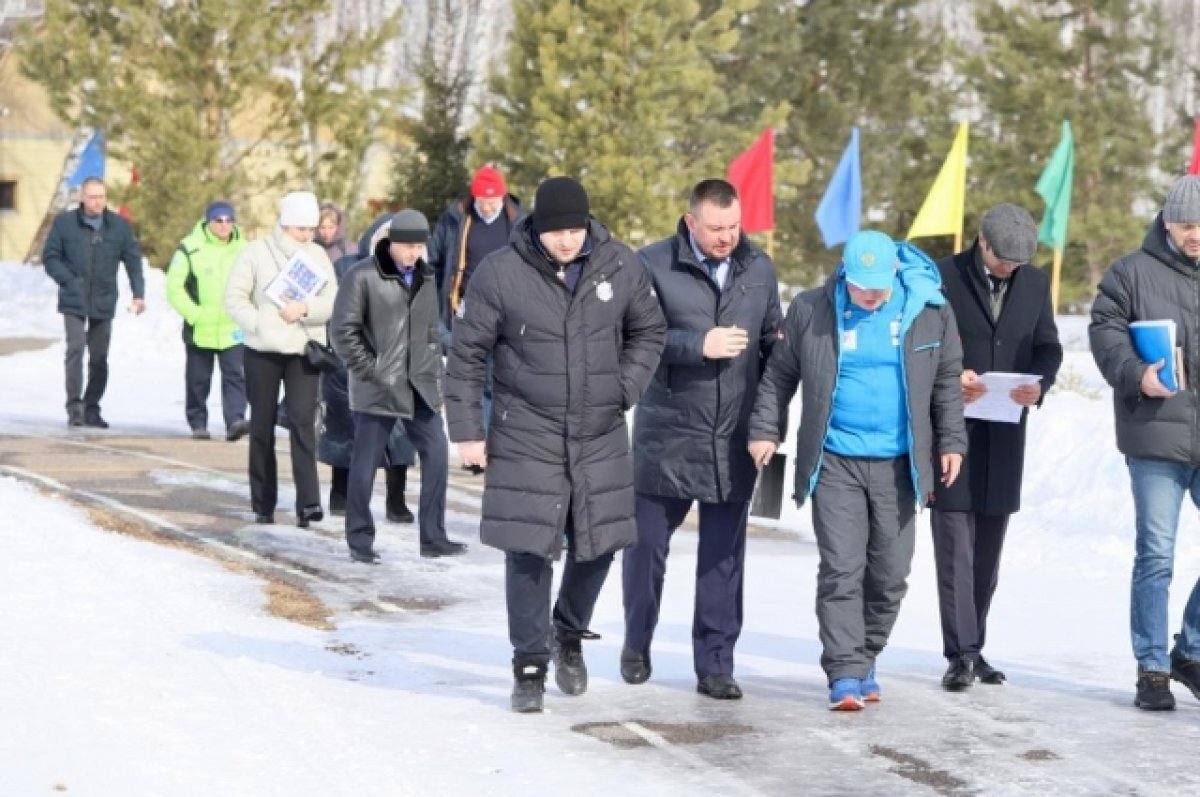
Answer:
[{"xmin": 748, "ymin": 230, "xmax": 967, "ymax": 711}]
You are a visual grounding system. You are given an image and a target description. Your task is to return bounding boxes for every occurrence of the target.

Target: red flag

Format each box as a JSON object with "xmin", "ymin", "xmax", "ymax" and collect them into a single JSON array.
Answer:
[
  {"xmin": 727, "ymin": 129, "xmax": 775, "ymax": 233},
  {"xmin": 1190, "ymin": 118, "xmax": 1200, "ymax": 176},
  {"xmin": 118, "ymin": 166, "xmax": 139, "ymax": 220}
]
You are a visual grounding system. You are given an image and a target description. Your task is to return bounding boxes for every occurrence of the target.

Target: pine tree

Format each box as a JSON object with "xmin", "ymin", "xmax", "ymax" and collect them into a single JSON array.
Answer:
[
  {"xmin": 715, "ymin": 0, "xmax": 959, "ymax": 285},
  {"xmin": 19, "ymin": 0, "xmax": 399, "ymax": 264},
  {"xmin": 474, "ymin": 0, "xmax": 756, "ymax": 247},
  {"xmin": 965, "ymin": 0, "xmax": 1173, "ymax": 306},
  {"xmin": 390, "ymin": 0, "xmax": 483, "ymax": 220}
]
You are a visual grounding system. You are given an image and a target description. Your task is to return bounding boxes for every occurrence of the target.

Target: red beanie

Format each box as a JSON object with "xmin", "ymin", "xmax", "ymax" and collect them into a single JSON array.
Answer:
[{"xmin": 471, "ymin": 165, "xmax": 507, "ymax": 199}]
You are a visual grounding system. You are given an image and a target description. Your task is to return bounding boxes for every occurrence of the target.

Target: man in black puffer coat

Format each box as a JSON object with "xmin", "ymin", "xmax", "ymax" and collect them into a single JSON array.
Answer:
[
  {"xmin": 623, "ymin": 179, "xmax": 782, "ymax": 700},
  {"xmin": 445, "ymin": 177, "xmax": 666, "ymax": 713}
]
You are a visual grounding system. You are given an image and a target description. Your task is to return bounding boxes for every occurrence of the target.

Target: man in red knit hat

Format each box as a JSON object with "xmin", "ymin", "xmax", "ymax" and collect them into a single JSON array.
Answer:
[
  {"xmin": 428, "ymin": 164, "xmax": 525, "ymax": 340},
  {"xmin": 427, "ymin": 164, "xmax": 525, "ymax": 444}
]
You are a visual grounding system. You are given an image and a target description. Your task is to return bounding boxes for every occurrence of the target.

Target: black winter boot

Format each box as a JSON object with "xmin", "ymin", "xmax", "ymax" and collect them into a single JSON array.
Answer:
[
  {"xmin": 1136, "ymin": 668, "xmax": 1176, "ymax": 711},
  {"xmin": 329, "ymin": 467, "xmax": 348, "ymax": 516},
  {"xmin": 385, "ymin": 466, "xmax": 414, "ymax": 524},
  {"xmin": 511, "ymin": 659, "xmax": 547, "ymax": 713},
  {"xmin": 552, "ymin": 630, "xmax": 597, "ymax": 696}
]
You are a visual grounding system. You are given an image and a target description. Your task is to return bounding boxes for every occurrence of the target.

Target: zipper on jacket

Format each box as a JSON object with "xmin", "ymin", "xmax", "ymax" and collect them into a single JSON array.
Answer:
[
  {"xmin": 1193, "ymin": 271, "xmax": 1199, "ymax": 460},
  {"xmin": 711, "ymin": 274, "xmax": 724, "ymax": 502}
]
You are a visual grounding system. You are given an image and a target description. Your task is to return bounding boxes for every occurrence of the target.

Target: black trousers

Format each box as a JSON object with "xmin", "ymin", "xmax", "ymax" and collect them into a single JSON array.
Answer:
[
  {"xmin": 930, "ymin": 510, "xmax": 1010, "ymax": 661},
  {"xmin": 63, "ymin": 314, "xmax": 112, "ymax": 415},
  {"xmin": 344, "ymin": 395, "xmax": 449, "ymax": 555},
  {"xmin": 506, "ymin": 521, "xmax": 613, "ymax": 666},
  {"xmin": 622, "ymin": 493, "xmax": 749, "ymax": 678},
  {"xmin": 243, "ymin": 347, "xmax": 321, "ymax": 516},
  {"xmin": 184, "ymin": 342, "xmax": 247, "ymax": 432}
]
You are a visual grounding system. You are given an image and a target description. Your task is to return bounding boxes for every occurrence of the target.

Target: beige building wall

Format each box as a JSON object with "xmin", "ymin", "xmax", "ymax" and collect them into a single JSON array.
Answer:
[
  {"xmin": 0, "ymin": 50, "xmax": 72, "ymax": 263},
  {"xmin": 1, "ymin": 50, "xmax": 403, "ymax": 258}
]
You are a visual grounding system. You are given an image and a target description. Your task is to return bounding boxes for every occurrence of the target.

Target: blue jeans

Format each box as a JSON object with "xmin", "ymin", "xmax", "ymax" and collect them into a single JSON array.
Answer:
[{"xmin": 1127, "ymin": 457, "xmax": 1200, "ymax": 670}]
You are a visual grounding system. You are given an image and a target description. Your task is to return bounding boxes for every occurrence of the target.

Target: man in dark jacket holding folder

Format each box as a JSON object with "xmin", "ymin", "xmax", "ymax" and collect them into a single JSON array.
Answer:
[
  {"xmin": 932, "ymin": 204, "xmax": 1062, "ymax": 692},
  {"xmin": 1090, "ymin": 174, "xmax": 1200, "ymax": 712}
]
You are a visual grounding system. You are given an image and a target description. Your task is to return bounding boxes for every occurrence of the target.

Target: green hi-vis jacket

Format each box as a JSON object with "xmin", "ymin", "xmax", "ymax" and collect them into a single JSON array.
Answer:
[{"xmin": 167, "ymin": 219, "xmax": 248, "ymax": 350}]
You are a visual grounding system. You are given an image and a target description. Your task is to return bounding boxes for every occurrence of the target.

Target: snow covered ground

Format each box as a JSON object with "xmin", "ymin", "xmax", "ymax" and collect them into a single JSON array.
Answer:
[{"xmin": 1, "ymin": 261, "xmax": 1199, "ymax": 796}]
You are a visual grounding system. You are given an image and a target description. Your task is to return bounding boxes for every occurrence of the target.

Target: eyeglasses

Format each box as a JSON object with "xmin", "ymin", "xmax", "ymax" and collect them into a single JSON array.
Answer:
[{"xmin": 210, "ymin": 217, "xmax": 235, "ymax": 224}]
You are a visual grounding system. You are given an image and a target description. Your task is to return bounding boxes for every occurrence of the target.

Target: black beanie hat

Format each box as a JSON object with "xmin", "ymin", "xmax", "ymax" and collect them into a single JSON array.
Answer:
[
  {"xmin": 532, "ymin": 177, "xmax": 590, "ymax": 234},
  {"xmin": 388, "ymin": 209, "xmax": 430, "ymax": 243}
]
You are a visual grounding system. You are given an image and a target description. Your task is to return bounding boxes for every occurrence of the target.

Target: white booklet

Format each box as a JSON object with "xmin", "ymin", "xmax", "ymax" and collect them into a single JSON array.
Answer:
[
  {"xmin": 963, "ymin": 372, "xmax": 1042, "ymax": 424},
  {"xmin": 264, "ymin": 253, "xmax": 328, "ymax": 309}
]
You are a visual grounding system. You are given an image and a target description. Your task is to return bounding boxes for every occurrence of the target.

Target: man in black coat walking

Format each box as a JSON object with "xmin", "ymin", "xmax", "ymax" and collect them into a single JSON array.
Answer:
[
  {"xmin": 330, "ymin": 210, "xmax": 468, "ymax": 564},
  {"xmin": 932, "ymin": 203, "xmax": 1062, "ymax": 690},
  {"xmin": 444, "ymin": 177, "xmax": 666, "ymax": 713},
  {"xmin": 42, "ymin": 177, "xmax": 146, "ymax": 428},
  {"xmin": 622, "ymin": 179, "xmax": 781, "ymax": 699}
]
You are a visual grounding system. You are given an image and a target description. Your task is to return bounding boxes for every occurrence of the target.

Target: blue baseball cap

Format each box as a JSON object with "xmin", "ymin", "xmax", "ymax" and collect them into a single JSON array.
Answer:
[{"xmin": 842, "ymin": 230, "xmax": 898, "ymax": 291}]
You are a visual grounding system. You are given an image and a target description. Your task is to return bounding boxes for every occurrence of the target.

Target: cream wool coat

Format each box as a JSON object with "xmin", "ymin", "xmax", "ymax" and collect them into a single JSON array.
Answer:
[{"xmin": 224, "ymin": 228, "xmax": 337, "ymax": 354}]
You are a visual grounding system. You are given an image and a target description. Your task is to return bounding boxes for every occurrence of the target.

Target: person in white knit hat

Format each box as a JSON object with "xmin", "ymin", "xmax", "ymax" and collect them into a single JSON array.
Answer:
[{"xmin": 225, "ymin": 190, "xmax": 337, "ymax": 528}]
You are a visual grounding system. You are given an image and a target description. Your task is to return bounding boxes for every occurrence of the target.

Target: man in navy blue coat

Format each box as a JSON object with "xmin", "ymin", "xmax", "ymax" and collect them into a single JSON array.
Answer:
[{"xmin": 623, "ymin": 179, "xmax": 782, "ymax": 699}]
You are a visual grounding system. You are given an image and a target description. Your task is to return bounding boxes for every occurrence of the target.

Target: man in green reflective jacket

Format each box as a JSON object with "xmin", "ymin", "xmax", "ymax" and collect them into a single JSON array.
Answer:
[{"xmin": 167, "ymin": 201, "xmax": 250, "ymax": 441}]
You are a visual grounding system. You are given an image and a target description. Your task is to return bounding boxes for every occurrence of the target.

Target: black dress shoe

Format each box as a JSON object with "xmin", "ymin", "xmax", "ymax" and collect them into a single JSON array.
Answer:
[
  {"xmin": 83, "ymin": 414, "xmax": 109, "ymax": 429},
  {"xmin": 620, "ymin": 648, "xmax": 652, "ymax": 685},
  {"xmin": 420, "ymin": 539, "xmax": 468, "ymax": 558},
  {"xmin": 942, "ymin": 655, "xmax": 976, "ymax": 691},
  {"xmin": 225, "ymin": 419, "xmax": 250, "ymax": 442},
  {"xmin": 386, "ymin": 506, "xmax": 415, "ymax": 524},
  {"xmin": 68, "ymin": 408, "xmax": 84, "ymax": 427},
  {"xmin": 191, "ymin": 428, "xmax": 211, "ymax": 440},
  {"xmin": 697, "ymin": 674, "xmax": 743, "ymax": 700},
  {"xmin": 349, "ymin": 548, "xmax": 381, "ymax": 565},
  {"xmin": 976, "ymin": 656, "xmax": 1007, "ymax": 685},
  {"xmin": 254, "ymin": 513, "xmax": 274, "ymax": 524},
  {"xmin": 296, "ymin": 505, "xmax": 324, "ymax": 529}
]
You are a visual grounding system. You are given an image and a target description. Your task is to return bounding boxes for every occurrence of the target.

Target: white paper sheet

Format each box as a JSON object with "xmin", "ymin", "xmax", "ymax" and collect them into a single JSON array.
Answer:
[{"xmin": 962, "ymin": 372, "xmax": 1042, "ymax": 423}]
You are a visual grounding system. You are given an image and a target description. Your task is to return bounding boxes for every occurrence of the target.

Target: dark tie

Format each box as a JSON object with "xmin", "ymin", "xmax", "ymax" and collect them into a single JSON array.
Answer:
[
  {"xmin": 400, "ymin": 268, "xmax": 414, "ymax": 287},
  {"xmin": 702, "ymin": 257, "xmax": 721, "ymax": 283},
  {"xmin": 987, "ymin": 275, "xmax": 1005, "ymax": 318}
]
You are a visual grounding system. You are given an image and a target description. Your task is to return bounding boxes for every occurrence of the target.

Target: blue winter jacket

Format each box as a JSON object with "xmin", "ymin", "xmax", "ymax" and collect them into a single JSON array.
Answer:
[{"xmin": 748, "ymin": 242, "xmax": 967, "ymax": 507}]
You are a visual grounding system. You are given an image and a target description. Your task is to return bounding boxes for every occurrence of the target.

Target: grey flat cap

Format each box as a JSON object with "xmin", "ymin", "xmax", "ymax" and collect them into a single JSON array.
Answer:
[{"xmin": 980, "ymin": 203, "xmax": 1038, "ymax": 264}]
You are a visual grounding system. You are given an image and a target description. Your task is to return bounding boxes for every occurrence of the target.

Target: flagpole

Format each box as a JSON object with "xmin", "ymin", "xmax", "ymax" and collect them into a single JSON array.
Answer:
[{"xmin": 1050, "ymin": 247, "xmax": 1063, "ymax": 316}]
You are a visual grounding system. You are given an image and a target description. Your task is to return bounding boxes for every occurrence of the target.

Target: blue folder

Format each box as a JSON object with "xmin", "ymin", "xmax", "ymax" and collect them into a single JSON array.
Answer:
[{"xmin": 1130, "ymin": 320, "xmax": 1180, "ymax": 392}]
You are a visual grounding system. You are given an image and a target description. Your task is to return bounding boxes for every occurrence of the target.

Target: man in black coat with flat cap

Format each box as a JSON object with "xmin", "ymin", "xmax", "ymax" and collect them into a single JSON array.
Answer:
[{"xmin": 933, "ymin": 203, "xmax": 1062, "ymax": 691}]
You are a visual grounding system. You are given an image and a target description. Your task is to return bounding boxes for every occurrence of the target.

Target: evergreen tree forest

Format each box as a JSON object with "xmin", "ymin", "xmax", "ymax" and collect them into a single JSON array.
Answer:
[{"xmin": 18, "ymin": 0, "xmax": 1194, "ymax": 301}]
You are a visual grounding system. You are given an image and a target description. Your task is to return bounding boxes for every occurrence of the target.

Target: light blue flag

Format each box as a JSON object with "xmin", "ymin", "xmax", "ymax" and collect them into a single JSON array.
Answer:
[
  {"xmin": 67, "ymin": 131, "xmax": 106, "ymax": 187},
  {"xmin": 814, "ymin": 127, "xmax": 862, "ymax": 249}
]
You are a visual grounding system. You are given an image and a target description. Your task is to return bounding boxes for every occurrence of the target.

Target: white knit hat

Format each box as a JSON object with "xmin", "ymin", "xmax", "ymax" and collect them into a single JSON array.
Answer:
[{"xmin": 278, "ymin": 191, "xmax": 320, "ymax": 228}]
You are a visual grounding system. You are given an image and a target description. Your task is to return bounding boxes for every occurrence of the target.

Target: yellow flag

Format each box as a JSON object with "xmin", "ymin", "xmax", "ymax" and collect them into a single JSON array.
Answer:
[{"xmin": 907, "ymin": 122, "xmax": 968, "ymax": 246}]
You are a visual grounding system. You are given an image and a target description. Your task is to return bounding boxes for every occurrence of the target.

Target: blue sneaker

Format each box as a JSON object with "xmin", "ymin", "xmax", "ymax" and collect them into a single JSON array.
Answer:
[
  {"xmin": 829, "ymin": 677, "xmax": 864, "ymax": 711},
  {"xmin": 862, "ymin": 665, "xmax": 881, "ymax": 703}
]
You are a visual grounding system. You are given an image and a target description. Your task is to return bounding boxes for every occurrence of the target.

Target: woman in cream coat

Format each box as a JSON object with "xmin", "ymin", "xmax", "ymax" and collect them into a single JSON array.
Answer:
[{"xmin": 225, "ymin": 191, "xmax": 337, "ymax": 527}]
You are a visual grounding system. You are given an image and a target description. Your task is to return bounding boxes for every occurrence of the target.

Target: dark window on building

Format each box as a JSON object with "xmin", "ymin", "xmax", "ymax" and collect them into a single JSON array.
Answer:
[{"xmin": 0, "ymin": 181, "xmax": 15, "ymax": 211}]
